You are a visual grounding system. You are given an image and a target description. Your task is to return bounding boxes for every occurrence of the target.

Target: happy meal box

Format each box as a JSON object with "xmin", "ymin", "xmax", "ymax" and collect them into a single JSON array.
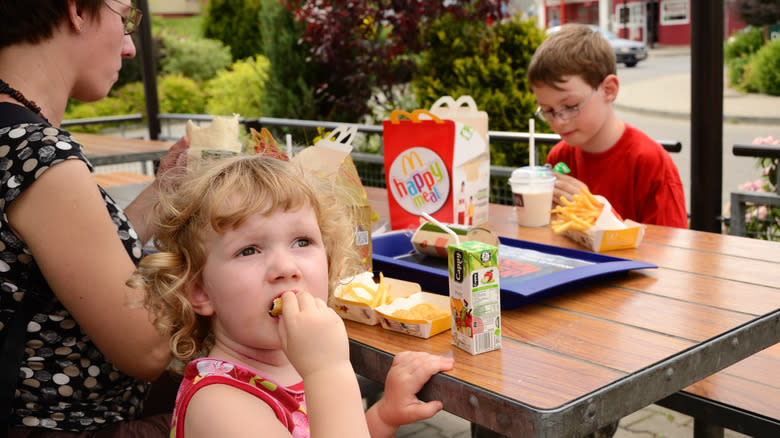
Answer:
[{"xmin": 382, "ymin": 101, "xmax": 490, "ymax": 230}]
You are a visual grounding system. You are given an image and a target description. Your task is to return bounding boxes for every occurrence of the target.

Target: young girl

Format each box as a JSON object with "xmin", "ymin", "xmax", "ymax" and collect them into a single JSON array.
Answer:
[{"xmin": 130, "ymin": 155, "xmax": 454, "ymax": 438}]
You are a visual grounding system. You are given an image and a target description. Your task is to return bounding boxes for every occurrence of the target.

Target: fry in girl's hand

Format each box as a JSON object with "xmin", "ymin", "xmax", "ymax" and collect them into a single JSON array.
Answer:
[{"xmin": 550, "ymin": 187, "xmax": 604, "ymax": 233}]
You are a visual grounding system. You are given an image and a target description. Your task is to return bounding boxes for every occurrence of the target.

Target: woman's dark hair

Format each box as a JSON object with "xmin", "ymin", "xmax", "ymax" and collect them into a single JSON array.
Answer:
[{"xmin": 0, "ymin": 0, "xmax": 104, "ymax": 49}]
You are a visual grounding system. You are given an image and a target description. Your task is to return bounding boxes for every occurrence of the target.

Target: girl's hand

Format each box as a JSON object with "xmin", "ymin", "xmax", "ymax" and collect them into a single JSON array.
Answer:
[
  {"xmin": 277, "ymin": 291, "xmax": 351, "ymax": 379},
  {"xmin": 367, "ymin": 351, "xmax": 455, "ymax": 436},
  {"xmin": 552, "ymin": 173, "xmax": 588, "ymax": 208}
]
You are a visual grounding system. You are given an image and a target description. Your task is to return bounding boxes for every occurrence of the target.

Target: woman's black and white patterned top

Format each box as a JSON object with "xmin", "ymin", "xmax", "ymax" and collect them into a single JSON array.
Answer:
[{"xmin": 0, "ymin": 118, "xmax": 150, "ymax": 431}]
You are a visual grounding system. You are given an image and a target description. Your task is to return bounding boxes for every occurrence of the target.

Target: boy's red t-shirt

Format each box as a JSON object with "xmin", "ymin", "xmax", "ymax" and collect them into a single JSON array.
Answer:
[{"xmin": 545, "ymin": 123, "xmax": 688, "ymax": 228}]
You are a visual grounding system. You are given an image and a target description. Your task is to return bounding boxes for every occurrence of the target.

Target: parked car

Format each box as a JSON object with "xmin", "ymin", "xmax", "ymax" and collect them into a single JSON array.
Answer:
[{"xmin": 546, "ymin": 24, "xmax": 648, "ymax": 68}]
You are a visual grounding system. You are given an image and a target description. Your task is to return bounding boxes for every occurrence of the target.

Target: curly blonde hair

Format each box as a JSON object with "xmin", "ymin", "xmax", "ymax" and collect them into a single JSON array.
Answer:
[{"xmin": 128, "ymin": 155, "xmax": 362, "ymax": 373}]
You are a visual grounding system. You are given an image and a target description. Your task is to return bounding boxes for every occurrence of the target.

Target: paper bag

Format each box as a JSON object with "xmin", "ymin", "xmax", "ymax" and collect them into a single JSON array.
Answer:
[
  {"xmin": 429, "ymin": 96, "xmax": 491, "ymax": 226},
  {"xmin": 382, "ymin": 107, "xmax": 490, "ymax": 230},
  {"xmin": 292, "ymin": 125, "xmax": 372, "ymax": 271}
]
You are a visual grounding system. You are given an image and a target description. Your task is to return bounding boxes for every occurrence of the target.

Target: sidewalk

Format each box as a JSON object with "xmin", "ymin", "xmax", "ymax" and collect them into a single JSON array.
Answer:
[
  {"xmin": 615, "ymin": 46, "xmax": 780, "ymax": 126},
  {"xmin": 399, "ymin": 402, "xmax": 751, "ymax": 438}
]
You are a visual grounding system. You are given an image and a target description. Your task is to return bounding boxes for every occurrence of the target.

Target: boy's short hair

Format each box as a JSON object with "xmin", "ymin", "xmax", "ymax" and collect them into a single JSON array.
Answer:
[{"xmin": 528, "ymin": 24, "xmax": 617, "ymax": 90}]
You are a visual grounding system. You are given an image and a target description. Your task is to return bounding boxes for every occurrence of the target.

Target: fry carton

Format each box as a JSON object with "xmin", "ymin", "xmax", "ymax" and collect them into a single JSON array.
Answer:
[
  {"xmin": 374, "ymin": 292, "xmax": 451, "ymax": 338},
  {"xmin": 332, "ymin": 272, "xmax": 421, "ymax": 325},
  {"xmin": 557, "ymin": 195, "xmax": 646, "ymax": 252},
  {"xmin": 292, "ymin": 125, "xmax": 373, "ymax": 271}
]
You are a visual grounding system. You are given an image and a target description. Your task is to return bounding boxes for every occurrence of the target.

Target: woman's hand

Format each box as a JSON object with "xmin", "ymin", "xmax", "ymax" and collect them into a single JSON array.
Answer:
[
  {"xmin": 552, "ymin": 173, "xmax": 588, "ymax": 208},
  {"xmin": 366, "ymin": 351, "xmax": 455, "ymax": 438},
  {"xmin": 156, "ymin": 136, "xmax": 189, "ymax": 190}
]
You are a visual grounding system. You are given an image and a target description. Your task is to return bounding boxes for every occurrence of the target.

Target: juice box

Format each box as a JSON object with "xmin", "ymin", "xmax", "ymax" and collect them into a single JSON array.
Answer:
[{"xmin": 447, "ymin": 240, "xmax": 501, "ymax": 355}]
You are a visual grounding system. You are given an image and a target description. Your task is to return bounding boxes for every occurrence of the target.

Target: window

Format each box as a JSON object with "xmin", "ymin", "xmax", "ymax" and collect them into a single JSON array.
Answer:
[{"xmin": 661, "ymin": 0, "xmax": 689, "ymax": 25}]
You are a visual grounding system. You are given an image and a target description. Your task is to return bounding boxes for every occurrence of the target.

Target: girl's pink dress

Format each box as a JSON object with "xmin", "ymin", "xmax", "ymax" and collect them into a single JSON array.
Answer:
[{"xmin": 171, "ymin": 358, "xmax": 309, "ymax": 437}]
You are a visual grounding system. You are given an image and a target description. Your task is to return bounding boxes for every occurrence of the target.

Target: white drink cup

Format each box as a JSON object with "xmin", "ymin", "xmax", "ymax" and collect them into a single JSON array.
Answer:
[{"xmin": 508, "ymin": 166, "xmax": 556, "ymax": 227}]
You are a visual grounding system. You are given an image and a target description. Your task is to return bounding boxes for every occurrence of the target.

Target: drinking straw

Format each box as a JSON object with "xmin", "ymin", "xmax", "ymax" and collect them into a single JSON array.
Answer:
[
  {"xmin": 421, "ymin": 212, "xmax": 460, "ymax": 245},
  {"xmin": 529, "ymin": 118, "xmax": 535, "ymax": 168},
  {"xmin": 285, "ymin": 134, "xmax": 293, "ymax": 158}
]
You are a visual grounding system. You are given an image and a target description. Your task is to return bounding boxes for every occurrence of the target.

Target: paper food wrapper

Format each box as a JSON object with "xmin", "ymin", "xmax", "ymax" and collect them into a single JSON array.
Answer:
[
  {"xmin": 563, "ymin": 196, "xmax": 646, "ymax": 252},
  {"xmin": 186, "ymin": 114, "xmax": 242, "ymax": 164},
  {"xmin": 331, "ymin": 272, "xmax": 421, "ymax": 325},
  {"xmin": 292, "ymin": 125, "xmax": 373, "ymax": 271}
]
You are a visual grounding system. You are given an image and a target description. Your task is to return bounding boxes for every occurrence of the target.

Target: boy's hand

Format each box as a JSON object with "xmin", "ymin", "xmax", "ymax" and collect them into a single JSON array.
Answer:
[
  {"xmin": 367, "ymin": 351, "xmax": 454, "ymax": 436},
  {"xmin": 277, "ymin": 291, "xmax": 350, "ymax": 379},
  {"xmin": 552, "ymin": 173, "xmax": 589, "ymax": 208}
]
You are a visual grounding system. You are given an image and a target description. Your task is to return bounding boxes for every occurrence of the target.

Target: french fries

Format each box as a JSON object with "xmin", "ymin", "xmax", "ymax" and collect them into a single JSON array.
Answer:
[
  {"xmin": 337, "ymin": 272, "xmax": 395, "ymax": 307},
  {"xmin": 391, "ymin": 303, "xmax": 449, "ymax": 321},
  {"xmin": 550, "ymin": 187, "xmax": 604, "ymax": 233}
]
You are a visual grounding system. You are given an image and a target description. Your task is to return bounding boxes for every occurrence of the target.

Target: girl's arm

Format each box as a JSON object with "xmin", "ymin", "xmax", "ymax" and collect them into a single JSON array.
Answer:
[
  {"xmin": 7, "ymin": 159, "xmax": 171, "ymax": 381},
  {"xmin": 280, "ymin": 291, "xmax": 371, "ymax": 438},
  {"xmin": 365, "ymin": 351, "xmax": 455, "ymax": 438}
]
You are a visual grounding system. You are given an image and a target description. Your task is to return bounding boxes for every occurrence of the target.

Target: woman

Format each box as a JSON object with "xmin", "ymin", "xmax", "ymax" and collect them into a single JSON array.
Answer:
[{"xmin": 0, "ymin": 1, "xmax": 188, "ymax": 435}]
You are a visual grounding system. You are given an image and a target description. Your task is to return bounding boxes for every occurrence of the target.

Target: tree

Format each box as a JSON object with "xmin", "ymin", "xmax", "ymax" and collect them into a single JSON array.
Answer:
[
  {"xmin": 735, "ymin": 0, "xmax": 780, "ymax": 41},
  {"xmin": 202, "ymin": 0, "xmax": 264, "ymax": 60},
  {"xmin": 283, "ymin": 0, "xmax": 508, "ymax": 122},
  {"xmin": 412, "ymin": 15, "xmax": 547, "ymax": 166}
]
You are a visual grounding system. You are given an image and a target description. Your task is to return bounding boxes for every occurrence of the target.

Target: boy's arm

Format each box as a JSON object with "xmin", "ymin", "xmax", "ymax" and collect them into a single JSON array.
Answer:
[{"xmin": 365, "ymin": 352, "xmax": 455, "ymax": 438}]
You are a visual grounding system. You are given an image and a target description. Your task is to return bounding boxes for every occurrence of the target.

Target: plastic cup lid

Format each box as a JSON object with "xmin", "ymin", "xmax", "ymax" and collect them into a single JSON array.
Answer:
[{"xmin": 508, "ymin": 166, "xmax": 556, "ymax": 185}]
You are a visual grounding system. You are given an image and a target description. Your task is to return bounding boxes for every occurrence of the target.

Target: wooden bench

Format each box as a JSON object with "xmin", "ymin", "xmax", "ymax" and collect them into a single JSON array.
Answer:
[{"xmin": 92, "ymin": 171, "xmax": 155, "ymax": 188}]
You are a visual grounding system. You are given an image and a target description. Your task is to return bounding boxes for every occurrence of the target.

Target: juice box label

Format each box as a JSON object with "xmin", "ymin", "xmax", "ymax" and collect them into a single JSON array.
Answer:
[{"xmin": 448, "ymin": 241, "xmax": 501, "ymax": 355}]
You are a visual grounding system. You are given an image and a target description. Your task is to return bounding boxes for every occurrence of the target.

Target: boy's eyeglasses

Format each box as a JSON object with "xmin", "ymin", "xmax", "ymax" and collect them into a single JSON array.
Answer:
[
  {"xmin": 535, "ymin": 87, "xmax": 598, "ymax": 122},
  {"xmin": 104, "ymin": 0, "xmax": 143, "ymax": 35}
]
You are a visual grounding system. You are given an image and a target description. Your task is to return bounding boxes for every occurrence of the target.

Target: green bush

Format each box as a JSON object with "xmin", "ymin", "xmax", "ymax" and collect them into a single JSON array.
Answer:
[
  {"xmin": 63, "ymin": 96, "xmax": 137, "ymax": 133},
  {"xmin": 158, "ymin": 74, "xmax": 208, "ymax": 114},
  {"xmin": 110, "ymin": 82, "xmax": 147, "ymax": 116},
  {"xmin": 160, "ymin": 36, "xmax": 233, "ymax": 82},
  {"xmin": 204, "ymin": 56, "xmax": 270, "ymax": 118},
  {"xmin": 727, "ymin": 52, "xmax": 758, "ymax": 91},
  {"xmin": 258, "ymin": 0, "xmax": 321, "ymax": 121},
  {"xmin": 724, "ymin": 26, "xmax": 764, "ymax": 62},
  {"xmin": 202, "ymin": 0, "xmax": 264, "ymax": 61},
  {"xmin": 748, "ymin": 37, "xmax": 780, "ymax": 96},
  {"xmin": 412, "ymin": 15, "xmax": 548, "ymax": 167}
]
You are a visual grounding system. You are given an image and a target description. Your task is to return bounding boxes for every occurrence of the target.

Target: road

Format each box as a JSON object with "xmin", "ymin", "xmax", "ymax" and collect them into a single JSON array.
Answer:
[{"xmin": 613, "ymin": 52, "xmax": 767, "ymax": 219}]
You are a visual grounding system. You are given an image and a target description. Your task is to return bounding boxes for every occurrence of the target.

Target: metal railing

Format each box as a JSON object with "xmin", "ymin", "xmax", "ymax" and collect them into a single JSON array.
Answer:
[
  {"xmin": 64, "ymin": 114, "xmax": 683, "ymax": 207},
  {"xmin": 61, "ymin": 113, "xmax": 143, "ymax": 137}
]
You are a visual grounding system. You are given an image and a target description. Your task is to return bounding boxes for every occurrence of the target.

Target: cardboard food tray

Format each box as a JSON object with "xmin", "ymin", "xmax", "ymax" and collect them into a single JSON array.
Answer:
[{"xmin": 372, "ymin": 231, "xmax": 656, "ymax": 310}]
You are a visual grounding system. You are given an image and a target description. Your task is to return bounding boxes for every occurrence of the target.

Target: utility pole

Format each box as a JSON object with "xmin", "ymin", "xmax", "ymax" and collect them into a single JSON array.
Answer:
[
  {"xmin": 689, "ymin": 0, "xmax": 724, "ymax": 232},
  {"xmin": 137, "ymin": 0, "xmax": 160, "ymax": 140}
]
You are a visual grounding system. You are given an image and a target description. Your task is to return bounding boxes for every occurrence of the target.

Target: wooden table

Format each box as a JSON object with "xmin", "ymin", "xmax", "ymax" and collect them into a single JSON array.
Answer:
[
  {"xmin": 352, "ymin": 186, "xmax": 780, "ymax": 437},
  {"xmin": 74, "ymin": 133, "xmax": 170, "ymax": 167}
]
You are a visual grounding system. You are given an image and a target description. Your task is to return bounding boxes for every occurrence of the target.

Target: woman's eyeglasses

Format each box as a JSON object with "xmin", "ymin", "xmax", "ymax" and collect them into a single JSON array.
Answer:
[
  {"xmin": 535, "ymin": 87, "xmax": 598, "ymax": 122},
  {"xmin": 104, "ymin": 0, "xmax": 143, "ymax": 35}
]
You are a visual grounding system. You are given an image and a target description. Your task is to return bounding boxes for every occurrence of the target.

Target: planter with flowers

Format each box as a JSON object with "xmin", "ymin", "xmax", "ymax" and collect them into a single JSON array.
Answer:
[{"xmin": 723, "ymin": 136, "xmax": 780, "ymax": 240}]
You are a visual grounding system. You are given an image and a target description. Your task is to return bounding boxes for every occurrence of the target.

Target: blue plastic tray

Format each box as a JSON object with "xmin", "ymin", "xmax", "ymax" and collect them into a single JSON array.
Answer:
[{"xmin": 372, "ymin": 231, "xmax": 657, "ymax": 310}]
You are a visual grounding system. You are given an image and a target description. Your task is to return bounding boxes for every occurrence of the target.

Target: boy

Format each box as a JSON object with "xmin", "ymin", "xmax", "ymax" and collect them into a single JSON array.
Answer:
[{"xmin": 528, "ymin": 24, "xmax": 688, "ymax": 228}]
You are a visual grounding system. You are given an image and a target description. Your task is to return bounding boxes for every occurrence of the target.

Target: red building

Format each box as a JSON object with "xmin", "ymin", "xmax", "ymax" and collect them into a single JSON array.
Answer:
[{"xmin": 540, "ymin": 0, "xmax": 747, "ymax": 46}]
